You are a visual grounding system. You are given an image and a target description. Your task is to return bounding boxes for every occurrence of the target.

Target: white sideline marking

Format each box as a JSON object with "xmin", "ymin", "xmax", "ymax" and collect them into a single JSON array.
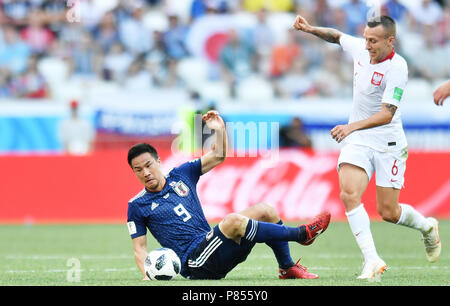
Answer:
[
  {"xmin": 4, "ymin": 254, "xmax": 132, "ymax": 260},
  {"xmin": 6, "ymin": 267, "xmax": 138, "ymax": 273}
]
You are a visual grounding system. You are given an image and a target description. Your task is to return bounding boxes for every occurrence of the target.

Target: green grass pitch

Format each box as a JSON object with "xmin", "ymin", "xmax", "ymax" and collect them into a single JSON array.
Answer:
[{"xmin": 1, "ymin": 221, "xmax": 448, "ymax": 286}]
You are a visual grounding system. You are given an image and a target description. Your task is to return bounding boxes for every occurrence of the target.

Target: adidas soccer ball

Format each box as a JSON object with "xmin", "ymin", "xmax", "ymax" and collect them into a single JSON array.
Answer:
[{"xmin": 144, "ymin": 248, "xmax": 181, "ymax": 280}]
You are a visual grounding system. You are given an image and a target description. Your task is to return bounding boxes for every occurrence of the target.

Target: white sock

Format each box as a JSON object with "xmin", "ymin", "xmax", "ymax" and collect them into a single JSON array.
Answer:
[
  {"xmin": 346, "ymin": 204, "xmax": 379, "ymax": 262},
  {"xmin": 396, "ymin": 204, "xmax": 432, "ymax": 234}
]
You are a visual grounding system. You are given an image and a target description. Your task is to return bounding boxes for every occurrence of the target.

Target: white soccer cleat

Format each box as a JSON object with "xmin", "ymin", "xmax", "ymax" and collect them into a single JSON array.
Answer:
[
  {"xmin": 423, "ymin": 217, "xmax": 441, "ymax": 263},
  {"xmin": 357, "ymin": 258, "xmax": 388, "ymax": 282}
]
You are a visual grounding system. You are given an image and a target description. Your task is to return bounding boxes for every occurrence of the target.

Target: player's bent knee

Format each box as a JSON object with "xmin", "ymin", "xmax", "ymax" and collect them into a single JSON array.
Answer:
[
  {"xmin": 255, "ymin": 202, "xmax": 279, "ymax": 223},
  {"xmin": 219, "ymin": 213, "xmax": 248, "ymax": 239}
]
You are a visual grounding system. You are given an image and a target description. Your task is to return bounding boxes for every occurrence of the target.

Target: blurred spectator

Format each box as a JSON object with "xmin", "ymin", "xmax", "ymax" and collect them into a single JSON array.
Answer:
[
  {"xmin": 190, "ymin": 0, "xmax": 207, "ymax": 21},
  {"xmin": 20, "ymin": 10, "xmax": 55, "ymax": 55},
  {"xmin": 279, "ymin": 117, "xmax": 312, "ymax": 148},
  {"xmin": 311, "ymin": 47, "xmax": 350, "ymax": 98},
  {"xmin": 102, "ymin": 41, "xmax": 133, "ymax": 83},
  {"xmin": 69, "ymin": 31, "xmax": 103, "ymax": 77},
  {"xmin": 111, "ymin": 0, "xmax": 133, "ymax": 25},
  {"xmin": 0, "ymin": 25, "xmax": 31, "ymax": 74},
  {"xmin": 270, "ymin": 30, "xmax": 301, "ymax": 77},
  {"xmin": 219, "ymin": 29, "xmax": 255, "ymax": 95},
  {"xmin": 146, "ymin": 30, "xmax": 169, "ymax": 86},
  {"xmin": 123, "ymin": 56, "xmax": 154, "ymax": 91},
  {"xmin": 13, "ymin": 54, "xmax": 49, "ymax": 98},
  {"xmin": 411, "ymin": 25, "xmax": 448, "ymax": 82},
  {"xmin": 1, "ymin": 0, "xmax": 32, "ymax": 26},
  {"xmin": 312, "ymin": 0, "xmax": 335, "ymax": 28},
  {"xmin": 410, "ymin": 0, "xmax": 443, "ymax": 27},
  {"xmin": 0, "ymin": 68, "xmax": 13, "ymax": 97},
  {"xmin": 274, "ymin": 57, "xmax": 316, "ymax": 98},
  {"xmin": 41, "ymin": 0, "xmax": 67, "ymax": 32},
  {"xmin": 163, "ymin": 14, "xmax": 190, "ymax": 60},
  {"xmin": 118, "ymin": 4, "xmax": 153, "ymax": 56},
  {"xmin": 79, "ymin": 0, "xmax": 107, "ymax": 31},
  {"xmin": 436, "ymin": 5, "xmax": 449, "ymax": 44},
  {"xmin": 93, "ymin": 11, "xmax": 120, "ymax": 53},
  {"xmin": 331, "ymin": 7, "xmax": 350, "ymax": 34},
  {"xmin": 59, "ymin": 100, "xmax": 95, "ymax": 155},
  {"xmin": 340, "ymin": 0, "xmax": 369, "ymax": 36},
  {"xmin": 382, "ymin": 0, "xmax": 409, "ymax": 23},
  {"xmin": 251, "ymin": 9, "xmax": 275, "ymax": 74}
]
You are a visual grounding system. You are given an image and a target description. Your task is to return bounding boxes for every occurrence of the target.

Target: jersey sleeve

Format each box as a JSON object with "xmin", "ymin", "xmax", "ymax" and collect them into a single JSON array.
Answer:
[
  {"xmin": 340, "ymin": 34, "xmax": 365, "ymax": 59},
  {"xmin": 382, "ymin": 60, "xmax": 408, "ymax": 107},
  {"xmin": 173, "ymin": 158, "xmax": 202, "ymax": 184},
  {"xmin": 127, "ymin": 204, "xmax": 147, "ymax": 239}
]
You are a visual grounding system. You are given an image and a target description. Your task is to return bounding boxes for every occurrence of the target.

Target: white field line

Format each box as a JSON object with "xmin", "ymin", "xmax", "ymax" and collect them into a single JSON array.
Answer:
[
  {"xmin": 5, "ymin": 267, "xmax": 138, "ymax": 273},
  {"xmin": 4, "ymin": 254, "xmax": 132, "ymax": 260}
]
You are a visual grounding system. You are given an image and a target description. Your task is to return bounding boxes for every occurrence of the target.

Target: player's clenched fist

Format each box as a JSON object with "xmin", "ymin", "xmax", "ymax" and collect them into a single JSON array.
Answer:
[
  {"xmin": 293, "ymin": 15, "xmax": 312, "ymax": 33},
  {"xmin": 202, "ymin": 110, "xmax": 225, "ymax": 130}
]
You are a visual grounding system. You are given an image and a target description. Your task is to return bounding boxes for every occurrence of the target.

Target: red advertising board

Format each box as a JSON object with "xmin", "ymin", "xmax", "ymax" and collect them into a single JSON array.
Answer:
[{"xmin": 0, "ymin": 149, "xmax": 449, "ymax": 224}]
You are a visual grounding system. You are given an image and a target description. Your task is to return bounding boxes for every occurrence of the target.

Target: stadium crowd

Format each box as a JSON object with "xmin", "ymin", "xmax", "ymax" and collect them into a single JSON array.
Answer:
[{"xmin": 0, "ymin": 0, "xmax": 448, "ymax": 102}]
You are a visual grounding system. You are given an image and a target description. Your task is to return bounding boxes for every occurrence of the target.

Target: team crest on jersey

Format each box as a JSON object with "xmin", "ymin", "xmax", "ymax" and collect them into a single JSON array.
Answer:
[
  {"xmin": 172, "ymin": 180, "xmax": 190, "ymax": 197},
  {"xmin": 371, "ymin": 72, "xmax": 384, "ymax": 86}
]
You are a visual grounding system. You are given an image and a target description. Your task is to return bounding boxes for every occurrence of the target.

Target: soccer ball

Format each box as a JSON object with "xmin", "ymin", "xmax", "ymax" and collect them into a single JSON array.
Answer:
[{"xmin": 144, "ymin": 248, "xmax": 181, "ymax": 280}]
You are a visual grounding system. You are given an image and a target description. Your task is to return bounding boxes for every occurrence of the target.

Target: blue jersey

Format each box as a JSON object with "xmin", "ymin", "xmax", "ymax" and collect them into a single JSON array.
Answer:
[{"xmin": 127, "ymin": 158, "xmax": 211, "ymax": 277}]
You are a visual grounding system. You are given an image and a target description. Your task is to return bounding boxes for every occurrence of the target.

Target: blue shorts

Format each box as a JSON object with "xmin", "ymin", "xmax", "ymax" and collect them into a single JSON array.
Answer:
[{"xmin": 186, "ymin": 225, "xmax": 256, "ymax": 279}]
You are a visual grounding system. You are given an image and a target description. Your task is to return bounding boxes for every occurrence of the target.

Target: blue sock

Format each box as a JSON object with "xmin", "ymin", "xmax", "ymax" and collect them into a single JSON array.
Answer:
[
  {"xmin": 266, "ymin": 220, "xmax": 295, "ymax": 269},
  {"xmin": 245, "ymin": 219, "xmax": 301, "ymax": 243}
]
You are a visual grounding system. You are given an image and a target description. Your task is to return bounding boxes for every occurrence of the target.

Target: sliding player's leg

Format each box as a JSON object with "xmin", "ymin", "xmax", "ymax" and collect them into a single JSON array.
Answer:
[{"xmin": 219, "ymin": 204, "xmax": 330, "ymax": 279}]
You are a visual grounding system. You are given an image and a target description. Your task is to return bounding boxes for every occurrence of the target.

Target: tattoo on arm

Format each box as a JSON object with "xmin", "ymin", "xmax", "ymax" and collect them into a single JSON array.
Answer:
[
  {"xmin": 311, "ymin": 27, "xmax": 342, "ymax": 44},
  {"xmin": 383, "ymin": 103, "xmax": 397, "ymax": 117}
]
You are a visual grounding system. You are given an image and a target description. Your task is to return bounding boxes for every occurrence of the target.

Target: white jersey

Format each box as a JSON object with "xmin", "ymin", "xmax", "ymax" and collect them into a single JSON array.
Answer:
[{"xmin": 340, "ymin": 34, "xmax": 408, "ymax": 152}]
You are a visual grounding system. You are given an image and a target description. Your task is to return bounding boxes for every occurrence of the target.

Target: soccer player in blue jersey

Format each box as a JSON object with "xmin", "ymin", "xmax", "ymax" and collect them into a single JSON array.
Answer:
[{"xmin": 127, "ymin": 110, "xmax": 331, "ymax": 280}]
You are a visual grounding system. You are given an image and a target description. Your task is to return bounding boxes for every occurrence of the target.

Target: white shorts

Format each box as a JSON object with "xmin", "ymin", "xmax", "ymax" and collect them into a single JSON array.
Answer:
[{"xmin": 337, "ymin": 143, "xmax": 408, "ymax": 189}]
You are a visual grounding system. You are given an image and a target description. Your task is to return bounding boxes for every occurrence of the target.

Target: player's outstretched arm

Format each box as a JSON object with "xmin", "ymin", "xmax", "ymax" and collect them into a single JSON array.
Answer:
[
  {"xmin": 201, "ymin": 110, "xmax": 228, "ymax": 174},
  {"xmin": 293, "ymin": 15, "xmax": 342, "ymax": 44},
  {"xmin": 132, "ymin": 235, "xmax": 150, "ymax": 280},
  {"xmin": 331, "ymin": 103, "xmax": 396, "ymax": 143}
]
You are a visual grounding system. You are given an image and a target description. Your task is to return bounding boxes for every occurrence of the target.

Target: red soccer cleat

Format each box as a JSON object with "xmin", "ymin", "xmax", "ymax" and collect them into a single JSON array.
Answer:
[
  {"xmin": 299, "ymin": 211, "xmax": 331, "ymax": 246},
  {"xmin": 279, "ymin": 258, "xmax": 318, "ymax": 279}
]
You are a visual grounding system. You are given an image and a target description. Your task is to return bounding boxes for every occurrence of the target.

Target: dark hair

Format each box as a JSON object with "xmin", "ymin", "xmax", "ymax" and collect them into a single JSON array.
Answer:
[
  {"xmin": 367, "ymin": 15, "xmax": 396, "ymax": 38},
  {"xmin": 127, "ymin": 143, "xmax": 159, "ymax": 167}
]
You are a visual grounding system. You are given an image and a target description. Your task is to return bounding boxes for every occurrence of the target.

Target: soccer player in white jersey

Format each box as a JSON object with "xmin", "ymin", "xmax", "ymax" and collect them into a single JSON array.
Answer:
[{"xmin": 293, "ymin": 15, "xmax": 441, "ymax": 280}]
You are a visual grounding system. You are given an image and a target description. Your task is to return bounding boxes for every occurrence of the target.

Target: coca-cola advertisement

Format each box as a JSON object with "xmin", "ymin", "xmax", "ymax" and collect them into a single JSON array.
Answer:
[
  {"xmin": 0, "ymin": 149, "xmax": 448, "ymax": 223},
  {"xmin": 161, "ymin": 149, "xmax": 450, "ymax": 222}
]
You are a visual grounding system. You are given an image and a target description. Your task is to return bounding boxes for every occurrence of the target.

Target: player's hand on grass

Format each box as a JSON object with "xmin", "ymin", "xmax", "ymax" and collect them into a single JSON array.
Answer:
[
  {"xmin": 293, "ymin": 15, "xmax": 312, "ymax": 33},
  {"xmin": 202, "ymin": 110, "xmax": 225, "ymax": 130},
  {"xmin": 331, "ymin": 124, "xmax": 353, "ymax": 143},
  {"xmin": 143, "ymin": 275, "xmax": 150, "ymax": 281}
]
